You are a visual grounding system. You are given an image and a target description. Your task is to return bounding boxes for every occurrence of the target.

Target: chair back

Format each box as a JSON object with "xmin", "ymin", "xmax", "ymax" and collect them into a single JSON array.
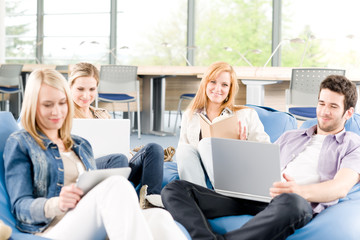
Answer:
[
  {"xmin": 0, "ymin": 112, "xmax": 20, "ymax": 227},
  {"xmin": 55, "ymin": 65, "xmax": 69, "ymax": 79},
  {"xmin": 99, "ymin": 65, "xmax": 138, "ymax": 94},
  {"xmin": 289, "ymin": 68, "xmax": 345, "ymax": 107},
  {"xmin": 0, "ymin": 64, "xmax": 23, "ymax": 86}
]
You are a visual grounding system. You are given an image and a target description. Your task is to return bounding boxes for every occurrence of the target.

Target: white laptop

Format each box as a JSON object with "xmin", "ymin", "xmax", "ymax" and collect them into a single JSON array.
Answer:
[
  {"xmin": 71, "ymin": 119, "xmax": 130, "ymax": 159},
  {"xmin": 76, "ymin": 167, "xmax": 131, "ymax": 194},
  {"xmin": 198, "ymin": 138, "xmax": 281, "ymax": 203}
]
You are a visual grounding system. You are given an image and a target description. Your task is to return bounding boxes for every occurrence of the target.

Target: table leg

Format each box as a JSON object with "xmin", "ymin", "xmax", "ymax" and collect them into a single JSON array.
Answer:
[
  {"xmin": 141, "ymin": 76, "xmax": 175, "ymax": 136},
  {"xmin": 241, "ymin": 80, "xmax": 282, "ymax": 106}
]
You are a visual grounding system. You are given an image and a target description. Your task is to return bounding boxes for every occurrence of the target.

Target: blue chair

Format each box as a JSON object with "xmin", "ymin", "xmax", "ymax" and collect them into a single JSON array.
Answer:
[
  {"xmin": 55, "ymin": 65, "xmax": 69, "ymax": 80},
  {"xmin": 245, "ymin": 104, "xmax": 298, "ymax": 142},
  {"xmin": 0, "ymin": 64, "xmax": 24, "ymax": 114},
  {"xmin": 205, "ymin": 183, "xmax": 360, "ymax": 239},
  {"xmin": 286, "ymin": 68, "xmax": 345, "ymax": 120},
  {"xmin": 1, "ymin": 112, "xmax": 190, "ymax": 239},
  {"xmin": 300, "ymin": 113, "xmax": 360, "ymax": 135},
  {"xmin": 96, "ymin": 65, "xmax": 141, "ymax": 139},
  {"xmin": 162, "ymin": 162, "xmax": 180, "ymax": 188},
  {"xmin": 173, "ymin": 93, "xmax": 195, "ymax": 134},
  {"xmin": 163, "ymin": 106, "xmax": 360, "ymax": 239},
  {"xmin": 0, "ymin": 112, "xmax": 48, "ymax": 239}
]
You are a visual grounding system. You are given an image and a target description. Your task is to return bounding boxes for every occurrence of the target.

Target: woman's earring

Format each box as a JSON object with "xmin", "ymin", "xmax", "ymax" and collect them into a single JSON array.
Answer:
[{"xmin": 225, "ymin": 96, "xmax": 229, "ymax": 102}]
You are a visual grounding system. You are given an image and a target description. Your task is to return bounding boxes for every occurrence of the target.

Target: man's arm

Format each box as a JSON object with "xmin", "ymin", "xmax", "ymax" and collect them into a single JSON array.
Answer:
[{"xmin": 270, "ymin": 168, "xmax": 360, "ymax": 203}]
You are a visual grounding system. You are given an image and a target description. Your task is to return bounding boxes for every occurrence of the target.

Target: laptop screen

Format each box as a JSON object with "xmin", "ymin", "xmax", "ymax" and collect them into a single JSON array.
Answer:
[{"xmin": 71, "ymin": 119, "xmax": 130, "ymax": 159}]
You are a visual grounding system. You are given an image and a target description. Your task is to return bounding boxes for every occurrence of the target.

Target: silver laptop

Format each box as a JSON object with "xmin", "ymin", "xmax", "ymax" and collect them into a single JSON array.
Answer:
[
  {"xmin": 71, "ymin": 119, "xmax": 130, "ymax": 159},
  {"xmin": 198, "ymin": 137, "xmax": 281, "ymax": 203}
]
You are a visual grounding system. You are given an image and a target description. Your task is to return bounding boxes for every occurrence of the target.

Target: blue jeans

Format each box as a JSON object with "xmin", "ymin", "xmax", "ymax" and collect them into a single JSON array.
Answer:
[
  {"xmin": 96, "ymin": 153, "xmax": 129, "ymax": 169},
  {"xmin": 96, "ymin": 143, "xmax": 164, "ymax": 195},
  {"xmin": 162, "ymin": 180, "xmax": 313, "ymax": 240},
  {"xmin": 129, "ymin": 143, "xmax": 164, "ymax": 195}
]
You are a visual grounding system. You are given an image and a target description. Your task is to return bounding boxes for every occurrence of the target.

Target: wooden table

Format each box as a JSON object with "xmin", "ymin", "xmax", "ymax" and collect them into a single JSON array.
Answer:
[{"xmin": 7, "ymin": 64, "xmax": 360, "ymax": 133}]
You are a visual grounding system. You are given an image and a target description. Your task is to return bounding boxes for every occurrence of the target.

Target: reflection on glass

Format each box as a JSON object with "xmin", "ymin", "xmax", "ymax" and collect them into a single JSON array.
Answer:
[
  {"xmin": 283, "ymin": 0, "xmax": 360, "ymax": 68},
  {"xmin": 116, "ymin": 0, "xmax": 187, "ymax": 66},
  {"xmin": 43, "ymin": 37, "xmax": 110, "ymax": 64},
  {"xmin": 44, "ymin": 0, "xmax": 110, "ymax": 14},
  {"xmin": 5, "ymin": 0, "xmax": 37, "ymax": 63},
  {"xmin": 44, "ymin": 14, "xmax": 110, "ymax": 36},
  {"xmin": 195, "ymin": 0, "xmax": 272, "ymax": 66}
]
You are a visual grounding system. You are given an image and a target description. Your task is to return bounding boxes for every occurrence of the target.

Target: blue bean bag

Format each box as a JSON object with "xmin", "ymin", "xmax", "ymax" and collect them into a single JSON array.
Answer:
[
  {"xmin": 207, "ymin": 110, "xmax": 360, "ymax": 239},
  {"xmin": 0, "ymin": 112, "xmax": 48, "ymax": 239},
  {"xmin": 164, "ymin": 106, "xmax": 360, "ymax": 239},
  {"xmin": 0, "ymin": 112, "xmax": 190, "ymax": 239},
  {"xmin": 164, "ymin": 161, "xmax": 360, "ymax": 239},
  {"xmin": 207, "ymin": 183, "xmax": 360, "ymax": 239},
  {"xmin": 245, "ymin": 104, "xmax": 298, "ymax": 142}
]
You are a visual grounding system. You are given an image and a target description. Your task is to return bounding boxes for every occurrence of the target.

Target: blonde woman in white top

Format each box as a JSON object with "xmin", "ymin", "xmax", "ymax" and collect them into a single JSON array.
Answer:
[{"xmin": 177, "ymin": 61, "xmax": 270, "ymax": 187}]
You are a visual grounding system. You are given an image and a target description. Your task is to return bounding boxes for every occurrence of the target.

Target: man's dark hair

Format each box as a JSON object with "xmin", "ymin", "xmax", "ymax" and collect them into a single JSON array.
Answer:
[{"xmin": 319, "ymin": 75, "xmax": 358, "ymax": 112}]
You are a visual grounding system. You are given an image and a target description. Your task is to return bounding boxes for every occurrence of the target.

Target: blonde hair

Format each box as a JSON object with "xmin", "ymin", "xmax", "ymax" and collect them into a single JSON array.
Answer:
[
  {"xmin": 68, "ymin": 62, "xmax": 100, "ymax": 118},
  {"xmin": 21, "ymin": 68, "xmax": 74, "ymax": 150},
  {"xmin": 189, "ymin": 61, "xmax": 247, "ymax": 114}
]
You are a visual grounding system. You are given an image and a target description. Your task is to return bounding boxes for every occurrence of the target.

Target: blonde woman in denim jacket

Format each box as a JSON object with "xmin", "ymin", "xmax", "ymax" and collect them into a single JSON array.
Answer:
[
  {"xmin": 69, "ymin": 62, "xmax": 164, "ymax": 208},
  {"xmin": 3, "ymin": 69, "xmax": 186, "ymax": 239},
  {"xmin": 177, "ymin": 62, "xmax": 270, "ymax": 187}
]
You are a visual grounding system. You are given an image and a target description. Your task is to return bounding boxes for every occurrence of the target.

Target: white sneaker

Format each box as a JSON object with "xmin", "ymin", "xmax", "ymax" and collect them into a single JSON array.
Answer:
[
  {"xmin": 145, "ymin": 194, "xmax": 164, "ymax": 208},
  {"xmin": 139, "ymin": 185, "xmax": 164, "ymax": 209}
]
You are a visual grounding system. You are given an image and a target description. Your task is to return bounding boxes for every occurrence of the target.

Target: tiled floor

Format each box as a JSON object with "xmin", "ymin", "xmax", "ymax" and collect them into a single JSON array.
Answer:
[{"xmin": 129, "ymin": 112, "xmax": 181, "ymax": 160}]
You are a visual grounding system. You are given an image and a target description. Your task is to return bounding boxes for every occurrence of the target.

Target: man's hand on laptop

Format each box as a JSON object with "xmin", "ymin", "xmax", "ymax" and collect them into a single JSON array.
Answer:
[{"xmin": 270, "ymin": 173, "xmax": 303, "ymax": 198}]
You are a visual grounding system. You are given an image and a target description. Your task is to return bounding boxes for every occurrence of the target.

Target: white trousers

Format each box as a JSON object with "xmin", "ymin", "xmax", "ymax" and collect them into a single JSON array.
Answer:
[
  {"xmin": 44, "ymin": 176, "xmax": 186, "ymax": 240},
  {"xmin": 176, "ymin": 144, "xmax": 207, "ymax": 187}
]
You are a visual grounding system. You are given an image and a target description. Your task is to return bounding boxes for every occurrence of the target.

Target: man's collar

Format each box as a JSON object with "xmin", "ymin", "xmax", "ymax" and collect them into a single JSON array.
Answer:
[{"xmin": 304, "ymin": 125, "xmax": 346, "ymax": 143}]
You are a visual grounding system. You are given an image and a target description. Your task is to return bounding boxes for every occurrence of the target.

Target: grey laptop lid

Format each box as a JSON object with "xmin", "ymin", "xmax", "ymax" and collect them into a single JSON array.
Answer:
[
  {"xmin": 71, "ymin": 119, "xmax": 130, "ymax": 159},
  {"xmin": 198, "ymin": 138, "xmax": 281, "ymax": 203}
]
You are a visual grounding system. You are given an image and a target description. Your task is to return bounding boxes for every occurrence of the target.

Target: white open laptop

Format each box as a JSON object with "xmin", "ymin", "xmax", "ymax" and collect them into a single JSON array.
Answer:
[
  {"xmin": 198, "ymin": 137, "xmax": 281, "ymax": 203},
  {"xmin": 71, "ymin": 119, "xmax": 130, "ymax": 159}
]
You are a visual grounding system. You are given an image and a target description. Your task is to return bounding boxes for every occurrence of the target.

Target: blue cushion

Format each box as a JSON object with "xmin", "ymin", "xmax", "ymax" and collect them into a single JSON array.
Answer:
[
  {"xmin": 300, "ymin": 113, "xmax": 360, "ymax": 135},
  {"xmin": 289, "ymin": 107, "xmax": 316, "ymax": 118},
  {"xmin": 245, "ymin": 104, "xmax": 298, "ymax": 142},
  {"xmin": 205, "ymin": 111, "xmax": 360, "ymax": 239},
  {"xmin": 208, "ymin": 215, "xmax": 252, "ymax": 235},
  {"xmin": 175, "ymin": 221, "xmax": 191, "ymax": 239},
  {"xmin": 163, "ymin": 107, "xmax": 360, "ymax": 239},
  {"xmin": 0, "ymin": 86, "xmax": 21, "ymax": 93},
  {"xmin": 288, "ymin": 183, "xmax": 360, "ymax": 240},
  {"xmin": 180, "ymin": 93, "xmax": 195, "ymax": 99},
  {"xmin": 162, "ymin": 162, "xmax": 180, "ymax": 188},
  {"xmin": 0, "ymin": 112, "xmax": 48, "ymax": 239},
  {"xmin": 206, "ymin": 184, "xmax": 360, "ymax": 239},
  {"xmin": 98, "ymin": 93, "xmax": 135, "ymax": 101},
  {"xmin": 1, "ymin": 112, "xmax": 189, "ymax": 239}
]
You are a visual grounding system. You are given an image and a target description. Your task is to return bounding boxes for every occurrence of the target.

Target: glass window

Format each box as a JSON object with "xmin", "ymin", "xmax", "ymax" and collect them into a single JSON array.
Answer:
[
  {"xmin": 116, "ymin": 0, "xmax": 187, "ymax": 65},
  {"xmin": 195, "ymin": 0, "xmax": 272, "ymax": 66},
  {"xmin": 282, "ymin": 0, "xmax": 360, "ymax": 68},
  {"xmin": 5, "ymin": 0, "xmax": 37, "ymax": 63},
  {"xmin": 44, "ymin": 0, "xmax": 109, "ymax": 14},
  {"xmin": 42, "ymin": 0, "xmax": 110, "ymax": 64}
]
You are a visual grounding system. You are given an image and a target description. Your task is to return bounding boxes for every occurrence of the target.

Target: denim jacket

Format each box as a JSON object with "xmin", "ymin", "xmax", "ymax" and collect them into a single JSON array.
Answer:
[{"xmin": 3, "ymin": 129, "xmax": 96, "ymax": 233}]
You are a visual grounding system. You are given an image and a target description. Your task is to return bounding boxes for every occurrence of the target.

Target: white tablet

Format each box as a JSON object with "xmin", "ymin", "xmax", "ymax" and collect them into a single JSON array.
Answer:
[{"xmin": 76, "ymin": 167, "xmax": 131, "ymax": 194}]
